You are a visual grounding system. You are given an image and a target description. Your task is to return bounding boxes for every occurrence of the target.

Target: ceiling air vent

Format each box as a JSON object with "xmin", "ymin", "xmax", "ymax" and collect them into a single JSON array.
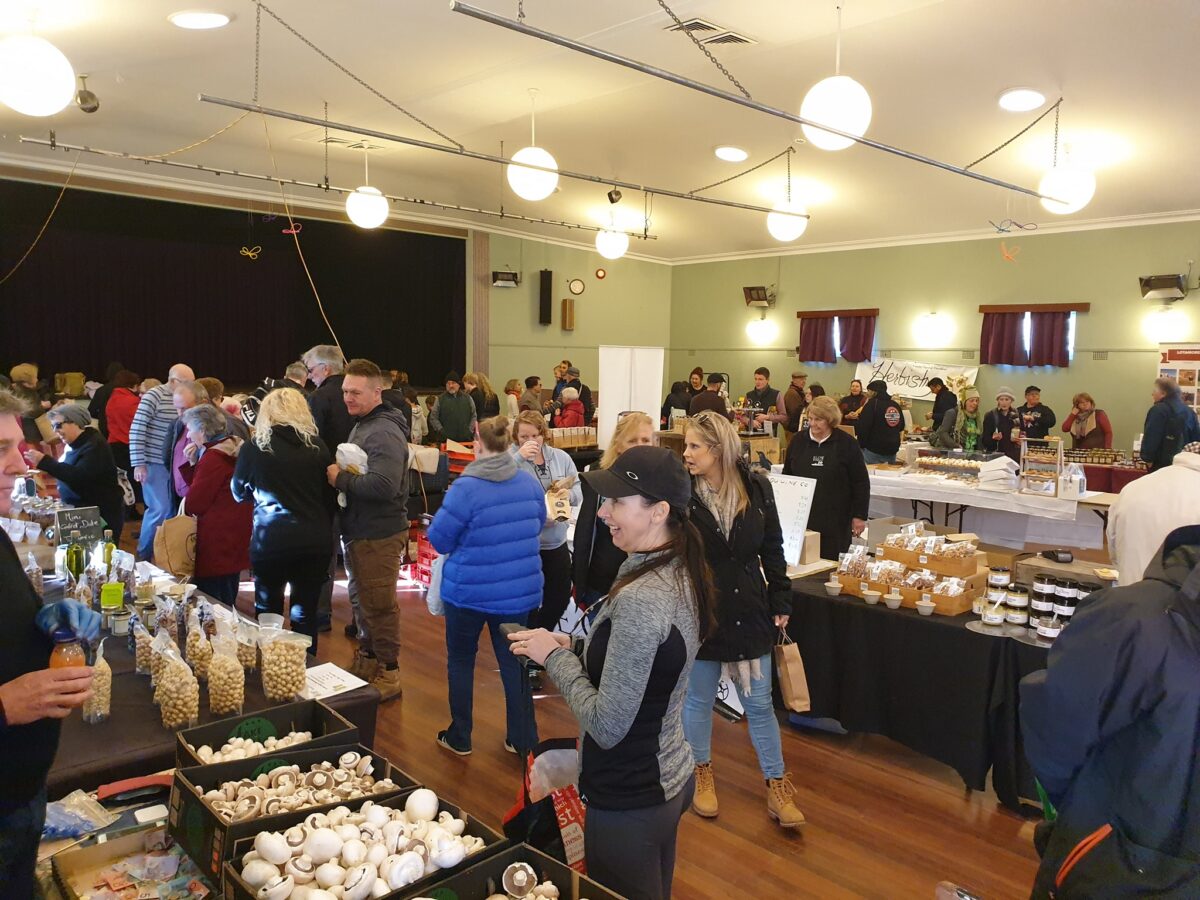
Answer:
[
  {"xmin": 702, "ymin": 31, "xmax": 757, "ymax": 46},
  {"xmin": 664, "ymin": 17, "xmax": 719, "ymax": 33}
]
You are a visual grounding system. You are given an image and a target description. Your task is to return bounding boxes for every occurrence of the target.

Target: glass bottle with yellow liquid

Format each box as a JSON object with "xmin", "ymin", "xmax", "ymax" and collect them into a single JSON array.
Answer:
[{"xmin": 65, "ymin": 530, "xmax": 86, "ymax": 582}]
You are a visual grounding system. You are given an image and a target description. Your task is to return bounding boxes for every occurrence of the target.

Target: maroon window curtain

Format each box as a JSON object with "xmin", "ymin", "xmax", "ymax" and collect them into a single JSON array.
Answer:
[
  {"xmin": 980, "ymin": 312, "xmax": 1029, "ymax": 366},
  {"xmin": 797, "ymin": 317, "xmax": 836, "ymax": 364},
  {"xmin": 1029, "ymin": 310, "xmax": 1070, "ymax": 367},
  {"xmin": 839, "ymin": 314, "xmax": 876, "ymax": 362}
]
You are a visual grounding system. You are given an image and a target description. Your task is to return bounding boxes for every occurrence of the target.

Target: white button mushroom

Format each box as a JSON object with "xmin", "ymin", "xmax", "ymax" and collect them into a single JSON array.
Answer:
[
  {"xmin": 314, "ymin": 861, "xmax": 346, "ymax": 889},
  {"xmin": 340, "ymin": 838, "xmax": 367, "ymax": 868},
  {"xmin": 256, "ymin": 874, "xmax": 295, "ymax": 900},
  {"xmin": 304, "ymin": 828, "xmax": 344, "ymax": 865},
  {"xmin": 404, "ymin": 789, "xmax": 439, "ymax": 824},
  {"xmin": 341, "ymin": 863, "xmax": 377, "ymax": 900},
  {"xmin": 254, "ymin": 832, "xmax": 292, "ymax": 866},
  {"xmin": 242, "ymin": 859, "xmax": 281, "ymax": 889}
]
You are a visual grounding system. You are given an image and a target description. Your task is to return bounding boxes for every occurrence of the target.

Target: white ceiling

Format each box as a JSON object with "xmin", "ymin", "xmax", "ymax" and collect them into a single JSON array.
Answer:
[{"xmin": 2, "ymin": 0, "xmax": 1198, "ymax": 261}]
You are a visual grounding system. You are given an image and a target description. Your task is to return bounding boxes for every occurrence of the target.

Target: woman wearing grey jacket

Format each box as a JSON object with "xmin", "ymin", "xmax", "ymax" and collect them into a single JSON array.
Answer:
[
  {"xmin": 510, "ymin": 411, "xmax": 582, "ymax": 631},
  {"xmin": 510, "ymin": 446, "xmax": 717, "ymax": 900}
]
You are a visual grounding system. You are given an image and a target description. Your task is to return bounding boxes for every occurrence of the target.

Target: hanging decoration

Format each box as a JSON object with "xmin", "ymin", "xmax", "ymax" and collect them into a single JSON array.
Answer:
[
  {"xmin": 799, "ymin": 3, "xmax": 872, "ymax": 151},
  {"xmin": 1000, "ymin": 241, "xmax": 1020, "ymax": 263},
  {"xmin": 282, "ymin": 221, "xmax": 302, "ymax": 235},
  {"xmin": 507, "ymin": 88, "xmax": 559, "ymax": 201},
  {"xmin": 240, "ymin": 245, "xmax": 262, "ymax": 260}
]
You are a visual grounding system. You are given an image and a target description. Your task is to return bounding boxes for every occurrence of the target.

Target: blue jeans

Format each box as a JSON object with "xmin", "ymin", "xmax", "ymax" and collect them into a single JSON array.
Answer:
[
  {"xmin": 862, "ymin": 449, "xmax": 897, "ymax": 465},
  {"xmin": 683, "ymin": 654, "xmax": 785, "ymax": 780},
  {"xmin": 137, "ymin": 462, "xmax": 172, "ymax": 560},
  {"xmin": 0, "ymin": 788, "xmax": 46, "ymax": 899},
  {"xmin": 444, "ymin": 604, "xmax": 538, "ymax": 754}
]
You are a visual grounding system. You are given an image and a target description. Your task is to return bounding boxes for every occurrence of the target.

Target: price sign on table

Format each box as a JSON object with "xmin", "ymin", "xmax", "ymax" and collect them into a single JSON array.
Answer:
[
  {"xmin": 766, "ymin": 474, "xmax": 817, "ymax": 567},
  {"xmin": 54, "ymin": 505, "xmax": 104, "ymax": 543}
]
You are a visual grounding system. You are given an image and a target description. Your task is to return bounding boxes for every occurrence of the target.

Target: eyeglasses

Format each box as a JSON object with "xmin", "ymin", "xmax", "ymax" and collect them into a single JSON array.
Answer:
[{"xmin": 50, "ymin": 421, "xmax": 64, "ymax": 431}]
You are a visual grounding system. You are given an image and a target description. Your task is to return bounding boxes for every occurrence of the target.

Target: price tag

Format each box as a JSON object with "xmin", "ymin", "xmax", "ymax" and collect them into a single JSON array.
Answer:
[
  {"xmin": 922, "ymin": 592, "xmax": 932, "ymax": 604},
  {"xmin": 918, "ymin": 554, "xmax": 929, "ymax": 565},
  {"xmin": 860, "ymin": 581, "xmax": 869, "ymax": 593}
]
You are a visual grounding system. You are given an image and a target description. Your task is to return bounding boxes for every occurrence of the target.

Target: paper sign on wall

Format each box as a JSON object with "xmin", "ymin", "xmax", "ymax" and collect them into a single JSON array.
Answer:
[
  {"xmin": 765, "ymin": 473, "xmax": 817, "ymax": 566},
  {"xmin": 854, "ymin": 357, "xmax": 980, "ymax": 401},
  {"xmin": 1160, "ymin": 343, "xmax": 1200, "ymax": 418}
]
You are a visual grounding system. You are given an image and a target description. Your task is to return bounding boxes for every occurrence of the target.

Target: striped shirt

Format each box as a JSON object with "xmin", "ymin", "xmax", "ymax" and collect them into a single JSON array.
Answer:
[{"xmin": 128, "ymin": 385, "xmax": 178, "ymax": 467}]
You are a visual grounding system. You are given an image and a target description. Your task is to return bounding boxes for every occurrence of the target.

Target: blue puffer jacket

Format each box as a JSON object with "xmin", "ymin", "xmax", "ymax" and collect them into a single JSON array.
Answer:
[{"xmin": 426, "ymin": 452, "xmax": 546, "ymax": 615}]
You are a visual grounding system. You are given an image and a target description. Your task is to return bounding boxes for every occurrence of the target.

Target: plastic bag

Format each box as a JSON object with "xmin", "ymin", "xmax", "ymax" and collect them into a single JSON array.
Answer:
[
  {"xmin": 83, "ymin": 639, "xmax": 112, "ymax": 724},
  {"xmin": 209, "ymin": 633, "xmax": 245, "ymax": 716},
  {"xmin": 185, "ymin": 608, "xmax": 212, "ymax": 681},
  {"xmin": 335, "ymin": 442, "xmax": 369, "ymax": 509},
  {"xmin": 236, "ymin": 618, "xmax": 259, "ymax": 670},
  {"xmin": 24, "ymin": 551, "xmax": 44, "ymax": 596},
  {"xmin": 154, "ymin": 643, "xmax": 199, "ymax": 729},
  {"xmin": 149, "ymin": 628, "xmax": 179, "ymax": 689},
  {"xmin": 132, "ymin": 619, "xmax": 153, "ymax": 675},
  {"xmin": 260, "ymin": 629, "xmax": 311, "ymax": 702},
  {"xmin": 153, "ymin": 595, "xmax": 179, "ymax": 640},
  {"xmin": 41, "ymin": 789, "xmax": 118, "ymax": 840}
]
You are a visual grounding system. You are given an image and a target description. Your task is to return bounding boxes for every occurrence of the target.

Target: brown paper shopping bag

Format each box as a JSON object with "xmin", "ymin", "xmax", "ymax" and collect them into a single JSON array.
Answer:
[{"xmin": 774, "ymin": 628, "xmax": 811, "ymax": 713}]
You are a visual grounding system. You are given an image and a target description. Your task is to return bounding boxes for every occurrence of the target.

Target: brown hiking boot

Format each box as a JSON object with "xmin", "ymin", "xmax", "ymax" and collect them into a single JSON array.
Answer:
[
  {"xmin": 691, "ymin": 762, "xmax": 719, "ymax": 818},
  {"xmin": 370, "ymin": 666, "xmax": 403, "ymax": 702},
  {"xmin": 767, "ymin": 774, "xmax": 806, "ymax": 829},
  {"xmin": 349, "ymin": 651, "xmax": 378, "ymax": 682}
]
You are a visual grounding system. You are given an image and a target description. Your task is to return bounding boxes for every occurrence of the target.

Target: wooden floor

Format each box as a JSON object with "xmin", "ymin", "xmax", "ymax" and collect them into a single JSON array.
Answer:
[{"xmin": 226, "ymin": 577, "xmax": 1040, "ymax": 900}]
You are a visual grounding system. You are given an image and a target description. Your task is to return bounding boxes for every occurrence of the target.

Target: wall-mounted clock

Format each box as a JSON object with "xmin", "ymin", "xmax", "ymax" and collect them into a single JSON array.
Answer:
[{"xmin": 567, "ymin": 278, "xmax": 586, "ymax": 295}]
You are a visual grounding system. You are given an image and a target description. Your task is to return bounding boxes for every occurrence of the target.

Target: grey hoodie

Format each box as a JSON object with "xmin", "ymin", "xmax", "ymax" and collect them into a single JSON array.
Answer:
[
  {"xmin": 335, "ymin": 401, "xmax": 410, "ymax": 540},
  {"xmin": 461, "ymin": 451, "xmax": 519, "ymax": 482}
]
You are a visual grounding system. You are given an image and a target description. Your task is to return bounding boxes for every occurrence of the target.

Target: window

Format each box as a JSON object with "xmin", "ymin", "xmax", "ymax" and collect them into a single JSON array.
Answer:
[
  {"xmin": 832, "ymin": 316, "xmax": 841, "ymax": 352},
  {"xmin": 1021, "ymin": 311, "xmax": 1076, "ymax": 361}
]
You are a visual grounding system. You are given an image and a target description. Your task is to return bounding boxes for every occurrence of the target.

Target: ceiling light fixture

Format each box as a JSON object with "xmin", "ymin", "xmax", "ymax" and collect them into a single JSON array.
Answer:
[
  {"xmin": 766, "ymin": 149, "xmax": 809, "ymax": 242},
  {"xmin": 169, "ymin": 10, "xmax": 231, "ymax": 29},
  {"xmin": 715, "ymin": 145, "xmax": 748, "ymax": 162},
  {"xmin": 746, "ymin": 315, "xmax": 778, "ymax": 345},
  {"xmin": 800, "ymin": 3, "xmax": 871, "ymax": 151},
  {"xmin": 1039, "ymin": 105, "xmax": 1095, "ymax": 215},
  {"xmin": 595, "ymin": 228, "xmax": 629, "ymax": 260},
  {"xmin": 75, "ymin": 74, "xmax": 99, "ymax": 113},
  {"xmin": 0, "ymin": 35, "xmax": 75, "ymax": 117},
  {"xmin": 507, "ymin": 88, "xmax": 559, "ymax": 201},
  {"xmin": 998, "ymin": 87, "xmax": 1045, "ymax": 113},
  {"xmin": 345, "ymin": 147, "xmax": 389, "ymax": 228}
]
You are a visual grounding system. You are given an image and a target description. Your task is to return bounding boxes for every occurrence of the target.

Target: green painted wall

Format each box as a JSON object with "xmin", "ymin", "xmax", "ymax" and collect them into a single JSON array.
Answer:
[
  {"xmin": 486, "ymin": 233, "xmax": 672, "ymax": 388},
  {"xmin": 668, "ymin": 221, "xmax": 1200, "ymax": 449}
]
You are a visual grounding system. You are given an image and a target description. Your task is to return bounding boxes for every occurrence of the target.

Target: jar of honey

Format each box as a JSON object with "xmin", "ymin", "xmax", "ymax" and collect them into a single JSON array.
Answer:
[{"xmin": 49, "ymin": 629, "xmax": 86, "ymax": 668}]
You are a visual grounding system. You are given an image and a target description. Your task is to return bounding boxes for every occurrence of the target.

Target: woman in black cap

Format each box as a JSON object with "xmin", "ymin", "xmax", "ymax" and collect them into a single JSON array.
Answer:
[
  {"xmin": 510, "ymin": 445, "xmax": 716, "ymax": 900},
  {"xmin": 856, "ymin": 379, "xmax": 905, "ymax": 464}
]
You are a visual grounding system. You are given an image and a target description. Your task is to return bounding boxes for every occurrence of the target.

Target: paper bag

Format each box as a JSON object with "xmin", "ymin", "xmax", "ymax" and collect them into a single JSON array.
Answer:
[
  {"xmin": 153, "ymin": 501, "xmax": 196, "ymax": 577},
  {"xmin": 773, "ymin": 629, "xmax": 811, "ymax": 713}
]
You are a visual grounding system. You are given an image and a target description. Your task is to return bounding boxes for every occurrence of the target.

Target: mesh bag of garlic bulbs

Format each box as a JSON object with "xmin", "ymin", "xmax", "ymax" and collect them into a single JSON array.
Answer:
[
  {"xmin": 185, "ymin": 607, "xmax": 213, "ymax": 681},
  {"xmin": 154, "ymin": 643, "xmax": 200, "ymax": 729},
  {"xmin": 260, "ymin": 629, "xmax": 311, "ymax": 703},
  {"xmin": 209, "ymin": 633, "xmax": 245, "ymax": 716},
  {"xmin": 236, "ymin": 788, "xmax": 490, "ymax": 898},
  {"xmin": 82, "ymin": 640, "xmax": 112, "ymax": 725}
]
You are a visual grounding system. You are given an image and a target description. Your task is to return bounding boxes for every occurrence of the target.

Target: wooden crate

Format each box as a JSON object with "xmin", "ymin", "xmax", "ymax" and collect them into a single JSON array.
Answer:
[
  {"xmin": 878, "ymin": 545, "xmax": 988, "ymax": 579},
  {"xmin": 836, "ymin": 577, "xmax": 976, "ymax": 616}
]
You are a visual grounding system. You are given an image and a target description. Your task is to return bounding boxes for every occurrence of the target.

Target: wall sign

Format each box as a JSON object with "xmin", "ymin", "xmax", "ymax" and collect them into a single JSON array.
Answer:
[
  {"xmin": 1159, "ymin": 343, "xmax": 1200, "ymax": 417},
  {"xmin": 854, "ymin": 357, "xmax": 980, "ymax": 401}
]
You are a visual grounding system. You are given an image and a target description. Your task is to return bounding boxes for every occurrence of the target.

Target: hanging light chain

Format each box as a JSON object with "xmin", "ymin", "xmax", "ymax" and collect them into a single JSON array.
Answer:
[
  {"xmin": 251, "ymin": 0, "xmax": 464, "ymax": 150},
  {"xmin": 1052, "ymin": 102, "xmax": 1060, "ymax": 167},
  {"xmin": 656, "ymin": 0, "xmax": 752, "ymax": 100},
  {"xmin": 253, "ymin": 0, "xmax": 262, "ymax": 102},
  {"xmin": 835, "ymin": 3, "xmax": 842, "ymax": 75},
  {"xmin": 786, "ymin": 147, "xmax": 792, "ymax": 203},
  {"xmin": 962, "ymin": 97, "xmax": 1063, "ymax": 172},
  {"xmin": 323, "ymin": 100, "xmax": 329, "ymax": 190},
  {"xmin": 689, "ymin": 145, "xmax": 793, "ymax": 195},
  {"xmin": 518, "ymin": 0, "xmax": 525, "ymax": 23}
]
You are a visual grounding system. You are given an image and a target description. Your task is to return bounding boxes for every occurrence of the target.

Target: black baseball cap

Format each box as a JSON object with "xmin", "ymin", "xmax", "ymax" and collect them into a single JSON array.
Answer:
[
  {"xmin": 582, "ymin": 445, "xmax": 691, "ymax": 513},
  {"xmin": 706, "ymin": 373, "xmax": 723, "ymax": 385},
  {"xmin": 1025, "ymin": 385, "xmax": 1041, "ymax": 394}
]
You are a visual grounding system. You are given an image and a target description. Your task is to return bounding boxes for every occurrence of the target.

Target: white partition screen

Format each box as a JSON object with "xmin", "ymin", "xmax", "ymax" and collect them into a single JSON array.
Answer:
[{"xmin": 597, "ymin": 345, "xmax": 665, "ymax": 449}]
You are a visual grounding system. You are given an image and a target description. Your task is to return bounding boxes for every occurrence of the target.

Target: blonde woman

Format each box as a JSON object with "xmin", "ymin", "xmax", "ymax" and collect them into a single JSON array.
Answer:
[
  {"xmin": 573, "ymin": 412, "xmax": 656, "ymax": 607},
  {"xmin": 464, "ymin": 372, "xmax": 501, "ymax": 419},
  {"xmin": 502, "ymin": 378, "xmax": 522, "ymax": 419},
  {"xmin": 681, "ymin": 411, "xmax": 803, "ymax": 830},
  {"xmin": 232, "ymin": 388, "xmax": 337, "ymax": 652}
]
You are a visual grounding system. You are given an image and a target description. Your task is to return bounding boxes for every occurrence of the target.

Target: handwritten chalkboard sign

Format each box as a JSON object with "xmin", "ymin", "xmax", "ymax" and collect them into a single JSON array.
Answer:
[
  {"xmin": 54, "ymin": 506, "xmax": 104, "ymax": 543},
  {"xmin": 765, "ymin": 474, "xmax": 817, "ymax": 567}
]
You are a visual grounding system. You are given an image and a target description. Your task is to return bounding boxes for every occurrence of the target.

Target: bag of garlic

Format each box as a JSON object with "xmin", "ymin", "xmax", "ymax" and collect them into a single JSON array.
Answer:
[
  {"xmin": 260, "ymin": 629, "xmax": 311, "ymax": 702},
  {"xmin": 82, "ymin": 639, "xmax": 112, "ymax": 724},
  {"xmin": 236, "ymin": 617, "xmax": 260, "ymax": 670},
  {"xmin": 185, "ymin": 607, "xmax": 213, "ymax": 681},
  {"xmin": 149, "ymin": 627, "xmax": 180, "ymax": 690},
  {"xmin": 209, "ymin": 633, "xmax": 245, "ymax": 716},
  {"xmin": 154, "ymin": 643, "xmax": 200, "ymax": 729}
]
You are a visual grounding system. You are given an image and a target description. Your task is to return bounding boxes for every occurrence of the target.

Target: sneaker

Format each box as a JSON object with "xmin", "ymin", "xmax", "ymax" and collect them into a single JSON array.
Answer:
[
  {"xmin": 370, "ymin": 666, "xmax": 403, "ymax": 702},
  {"xmin": 766, "ymin": 774, "xmax": 806, "ymax": 829},
  {"xmin": 504, "ymin": 741, "xmax": 519, "ymax": 755},
  {"xmin": 348, "ymin": 651, "xmax": 378, "ymax": 683},
  {"xmin": 691, "ymin": 762, "xmax": 719, "ymax": 818},
  {"xmin": 437, "ymin": 730, "xmax": 472, "ymax": 756}
]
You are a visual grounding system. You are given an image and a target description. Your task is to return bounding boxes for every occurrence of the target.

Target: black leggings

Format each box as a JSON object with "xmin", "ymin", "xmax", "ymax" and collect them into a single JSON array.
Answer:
[
  {"xmin": 534, "ymin": 543, "xmax": 573, "ymax": 631},
  {"xmin": 253, "ymin": 552, "xmax": 332, "ymax": 655},
  {"xmin": 585, "ymin": 776, "xmax": 695, "ymax": 900}
]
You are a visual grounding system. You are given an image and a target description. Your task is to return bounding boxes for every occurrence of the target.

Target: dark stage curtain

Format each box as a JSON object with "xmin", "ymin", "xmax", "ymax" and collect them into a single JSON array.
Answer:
[
  {"xmin": 980, "ymin": 311, "xmax": 1029, "ymax": 366},
  {"xmin": 797, "ymin": 316, "xmax": 836, "ymax": 364},
  {"xmin": 839, "ymin": 314, "xmax": 876, "ymax": 363}
]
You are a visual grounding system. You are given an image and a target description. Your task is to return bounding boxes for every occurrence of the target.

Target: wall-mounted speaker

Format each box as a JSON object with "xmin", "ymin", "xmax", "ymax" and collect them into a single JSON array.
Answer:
[
  {"xmin": 539, "ymin": 269, "xmax": 553, "ymax": 325},
  {"xmin": 562, "ymin": 297, "xmax": 575, "ymax": 331}
]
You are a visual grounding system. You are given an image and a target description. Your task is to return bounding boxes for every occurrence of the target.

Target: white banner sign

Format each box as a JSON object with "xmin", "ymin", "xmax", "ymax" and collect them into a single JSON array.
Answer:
[{"xmin": 854, "ymin": 357, "xmax": 979, "ymax": 401}]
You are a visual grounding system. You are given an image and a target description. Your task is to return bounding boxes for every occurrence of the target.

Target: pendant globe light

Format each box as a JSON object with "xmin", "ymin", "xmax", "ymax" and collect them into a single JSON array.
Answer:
[
  {"xmin": 345, "ymin": 147, "xmax": 389, "ymax": 229},
  {"xmin": 507, "ymin": 88, "xmax": 559, "ymax": 201},
  {"xmin": 800, "ymin": 3, "xmax": 872, "ymax": 151},
  {"xmin": 595, "ymin": 228, "xmax": 629, "ymax": 260},
  {"xmin": 1038, "ymin": 105, "xmax": 1095, "ymax": 215},
  {"xmin": 766, "ymin": 150, "xmax": 809, "ymax": 242},
  {"xmin": 0, "ymin": 34, "xmax": 75, "ymax": 117}
]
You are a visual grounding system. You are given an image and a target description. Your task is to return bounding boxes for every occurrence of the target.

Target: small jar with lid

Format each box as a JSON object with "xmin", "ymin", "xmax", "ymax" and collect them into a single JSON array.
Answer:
[
  {"xmin": 1005, "ymin": 584, "xmax": 1030, "ymax": 626},
  {"xmin": 1053, "ymin": 580, "xmax": 1078, "ymax": 627},
  {"xmin": 1037, "ymin": 612, "xmax": 1063, "ymax": 643},
  {"xmin": 1076, "ymin": 582, "xmax": 1102, "ymax": 606},
  {"xmin": 988, "ymin": 566, "xmax": 1012, "ymax": 589},
  {"xmin": 981, "ymin": 598, "xmax": 1007, "ymax": 627},
  {"xmin": 1031, "ymin": 577, "xmax": 1057, "ymax": 625}
]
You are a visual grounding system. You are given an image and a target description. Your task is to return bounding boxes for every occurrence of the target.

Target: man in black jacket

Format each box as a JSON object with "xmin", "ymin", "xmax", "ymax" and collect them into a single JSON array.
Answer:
[
  {"xmin": 856, "ymin": 379, "xmax": 904, "ymax": 464},
  {"xmin": 0, "ymin": 388, "xmax": 101, "ymax": 897},
  {"xmin": 924, "ymin": 377, "xmax": 957, "ymax": 429},
  {"xmin": 1141, "ymin": 376, "xmax": 1200, "ymax": 471},
  {"xmin": 1017, "ymin": 385, "xmax": 1057, "ymax": 440},
  {"xmin": 1020, "ymin": 526, "xmax": 1200, "ymax": 898},
  {"xmin": 87, "ymin": 361, "xmax": 124, "ymax": 438},
  {"xmin": 687, "ymin": 374, "xmax": 733, "ymax": 420}
]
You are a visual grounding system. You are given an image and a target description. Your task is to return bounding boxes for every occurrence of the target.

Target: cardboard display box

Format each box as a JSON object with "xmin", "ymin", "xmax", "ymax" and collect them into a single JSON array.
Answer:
[
  {"xmin": 170, "ymin": 742, "xmax": 416, "ymax": 885},
  {"xmin": 222, "ymin": 794, "xmax": 507, "ymax": 899},
  {"xmin": 176, "ymin": 699, "xmax": 358, "ymax": 768},
  {"xmin": 835, "ymin": 574, "xmax": 979, "ymax": 616},
  {"xmin": 1015, "ymin": 554, "xmax": 1116, "ymax": 589},
  {"xmin": 878, "ymin": 545, "xmax": 989, "ymax": 579},
  {"xmin": 867, "ymin": 516, "xmax": 955, "ymax": 553},
  {"xmin": 392, "ymin": 843, "xmax": 626, "ymax": 900}
]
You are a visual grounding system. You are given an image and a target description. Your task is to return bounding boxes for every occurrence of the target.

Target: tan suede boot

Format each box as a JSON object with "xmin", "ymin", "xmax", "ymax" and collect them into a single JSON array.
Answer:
[
  {"xmin": 691, "ymin": 762, "xmax": 719, "ymax": 818},
  {"xmin": 349, "ymin": 651, "xmax": 378, "ymax": 683},
  {"xmin": 370, "ymin": 666, "xmax": 403, "ymax": 702},
  {"xmin": 767, "ymin": 774, "xmax": 806, "ymax": 829}
]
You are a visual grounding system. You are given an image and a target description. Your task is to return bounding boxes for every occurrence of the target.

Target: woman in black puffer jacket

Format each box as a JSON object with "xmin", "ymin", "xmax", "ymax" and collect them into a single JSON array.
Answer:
[{"xmin": 680, "ymin": 411, "xmax": 804, "ymax": 832}]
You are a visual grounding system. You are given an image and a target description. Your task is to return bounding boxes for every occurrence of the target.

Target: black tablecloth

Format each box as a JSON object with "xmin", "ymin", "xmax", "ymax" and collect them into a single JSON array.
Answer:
[
  {"xmin": 787, "ymin": 577, "xmax": 1048, "ymax": 811},
  {"xmin": 47, "ymin": 633, "xmax": 380, "ymax": 800}
]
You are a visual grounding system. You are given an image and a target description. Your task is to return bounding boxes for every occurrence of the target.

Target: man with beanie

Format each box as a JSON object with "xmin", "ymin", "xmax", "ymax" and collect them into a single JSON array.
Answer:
[
  {"xmin": 559, "ymin": 366, "xmax": 594, "ymax": 424},
  {"xmin": 327, "ymin": 359, "xmax": 410, "ymax": 701},
  {"xmin": 924, "ymin": 377, "xmax": 958, "ymax": 430},
  {"xmin": 430, "ymin": 372, "xmax": 477, "ymax": 443},
  {"xmin": 856, "ymin": 379, "xmax": 904, "ymax": 464},
  {"xmin": 1017, "ymin": 385, "xmax": 1057, "ymax": 440},
  {"xmin": 688, "ymin": 373, "xmax": 733, "ymax": 420}
]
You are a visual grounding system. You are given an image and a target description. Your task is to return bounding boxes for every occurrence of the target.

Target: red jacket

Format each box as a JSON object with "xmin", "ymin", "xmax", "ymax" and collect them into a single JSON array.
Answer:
[
  {"xmin": 181, "ymin": 438, "xmax": 251, "ymax": 578},
  {"xmin": 105, "ymin": 387, "xmax": 140, "ymax": 445},
  {"xmin": 554, "ymin": 399, "xmax": 586, "ymax": 429}
]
